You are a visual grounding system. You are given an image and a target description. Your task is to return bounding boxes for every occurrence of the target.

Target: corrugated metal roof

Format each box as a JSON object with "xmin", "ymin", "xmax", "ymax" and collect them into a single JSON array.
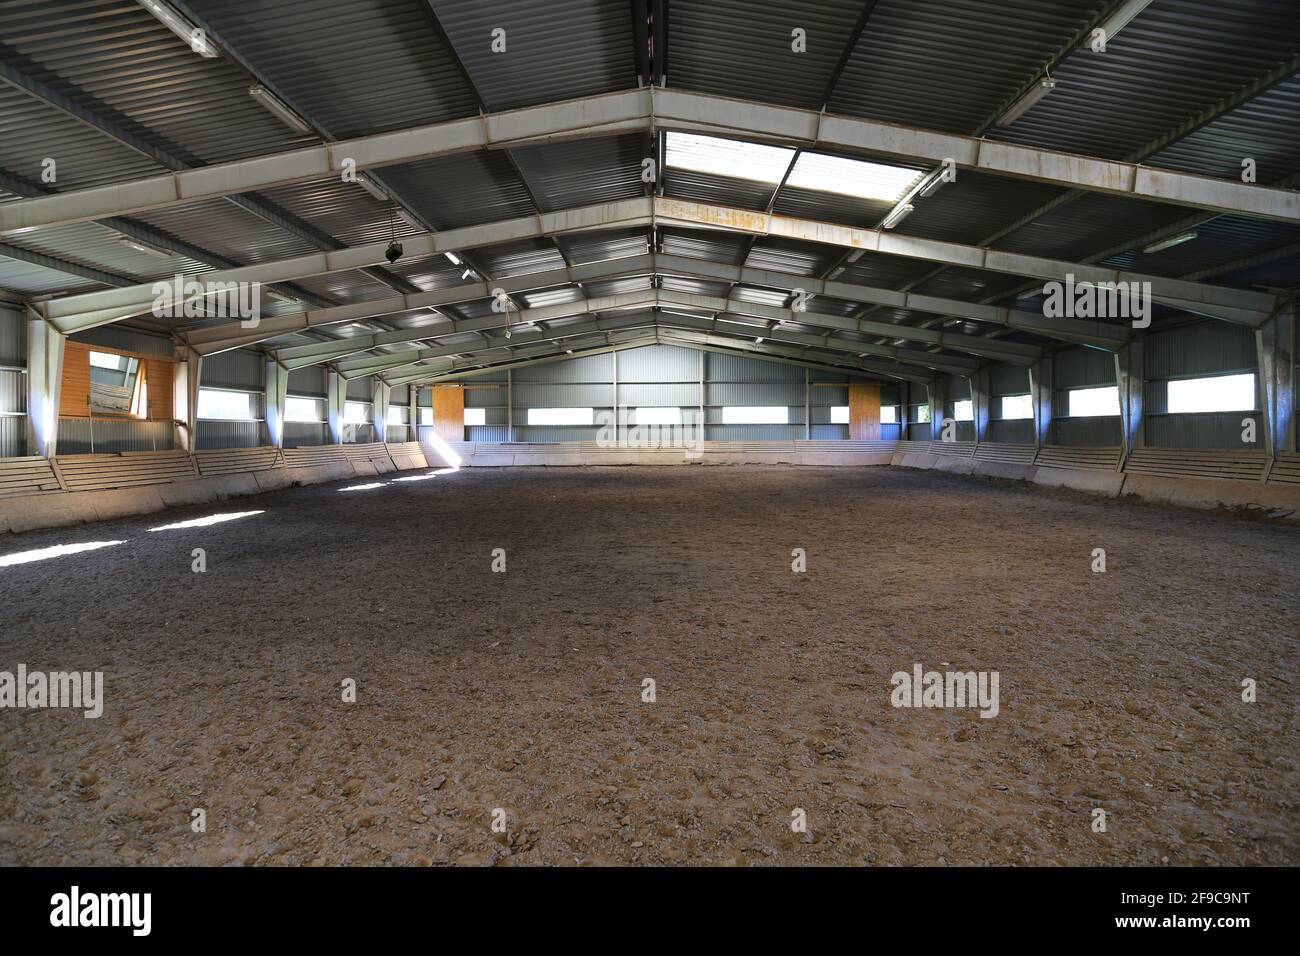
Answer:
[
  {"xmin": 829, "ymin": 0, "xmax": 1107, "ymax": 133},
  {"xmin": 426, "ymin": 0, "xmax": 635, "ymax": 111},
  {"xmin": 667, "ymin": 0, "xmax": 867, "ymax": 109},
  {"xmin": 988, "ymin": 0, "xmax": 1300, "ymax": 160},
  {"xmin": 509, "ymin": 134, "xmax": 645, "ymax": 212},
  {"xmin": 381, "ymin": 152, "xmax": 535, "ymax": 230},
  {"xmin": 186, "ymin": 0, "xmax": 480, "ymax": 135},
  {"xmin": 894, "ymin": 171, "xmax": 1067, "ymax": 246}
]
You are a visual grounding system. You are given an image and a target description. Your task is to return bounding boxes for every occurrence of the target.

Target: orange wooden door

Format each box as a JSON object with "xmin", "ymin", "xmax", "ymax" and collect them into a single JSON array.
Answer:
[{"xmin": 848, "ymin": 381, "xmax": 881, "ymax": 440}]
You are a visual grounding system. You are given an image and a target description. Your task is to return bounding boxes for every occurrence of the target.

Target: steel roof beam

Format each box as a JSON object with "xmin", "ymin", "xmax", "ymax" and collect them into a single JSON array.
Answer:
[{"xmin": 4, "ymin": 88, "xmax": 1298, "ymax": 237}]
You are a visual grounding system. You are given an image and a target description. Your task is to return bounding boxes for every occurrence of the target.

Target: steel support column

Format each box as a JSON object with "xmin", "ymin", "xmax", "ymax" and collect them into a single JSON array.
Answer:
[
  {"xmin": 1029, "ymin": 357, "xmax": 1053, "ymax": 448},
  {"xmin": 1257, "ymin": 305, "xmax": 1297, "ymax": 456},
  {"xmin": 927, "ymin": 378, "xmax": 947, "ymax": 442},
  {"xmin": 327, "ymin": 370, "xmax": 347, "ymax": 445},
  {"xmin": 373, "ymin": 380, "xmax": 392, "ymax": 445},
  {"xmin": 24, "ymin": 312, "xmax": 63, "ymax": 459},
  {"xmin": 970, "ymin": 367, "xmax": 991, "ymax": 445},
  {"xmin": 265, "ymin": 358, "xmax": 289, "ymax": 449},
  {"xmin": 1115, "ymin": 338, "xmax": 1146, "ymax": 469},
  {"xmin": 173, "ymin": 345, "xmax": 203, "ymax": 453}
]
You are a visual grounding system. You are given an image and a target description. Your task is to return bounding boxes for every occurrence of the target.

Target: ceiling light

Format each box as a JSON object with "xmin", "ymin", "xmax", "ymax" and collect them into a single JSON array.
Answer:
[
  {"xmin": 461, "ymin": 269, "xmax": 475, "ymax": 281},
  {"xmin": 137, "ymin": 0, "xmax": 219, "ymax": 57},
  {"xmin": 664, "ymin": 132, "xmax": 795, "ymax": 184},
  {"xmin": 755, "ymin": 336, "xmax": 764, "ymax": 344},
  {"xmin": 118, "ymin": 235, "xmax": 174, "ymax": 259},
  {"xmin": 249, "ymin": 85, "xmax": 311, "ymax": 134},
  {"xmin": 919, "ymin": 171, "xmax": 949, "ymax": 198},
  {"xmin": 845, "ymin": 249, "xmax": 865, "ymax": 263},
  {"xmin": 1142, "ymin": 230, "xmax": 1198, "ymax": 254},
  {"xmin": 445, "ymin": 251, "xmax": 462, "ymax": 266},
  {"xmin": 881, "ymin": 203, "xmax": 915, "ymax": 229},
  {"xmin": 787, "ymin": 152, "xmax": 924, "ymax": 201},
  {"xmin": 994, "ymin": 78, "xmax": 1057, "ymax": 128},
  {"xmin": 357, "ymin": 176, "xmax": 389, "ymax": 202}
]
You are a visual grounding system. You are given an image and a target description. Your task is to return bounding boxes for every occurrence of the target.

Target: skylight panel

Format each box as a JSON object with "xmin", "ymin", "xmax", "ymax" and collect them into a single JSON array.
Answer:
[
  {"xmin": 786, "ymin": 153, "xmax": 924, "ymax": 201},
  {"xmin": 665, "ymin": 133, "xmax": 795, "ymax": 184}
]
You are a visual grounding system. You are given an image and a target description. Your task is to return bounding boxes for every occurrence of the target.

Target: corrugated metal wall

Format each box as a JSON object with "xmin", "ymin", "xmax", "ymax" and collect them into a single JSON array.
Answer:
[
  {"xmin": 70, "ymin": 324, "xmax": 172, "ymax": 357},
  {"xmin": 987, "ymin": 363, "xmax": 1034, "ymax": 444},
  {"xmin": 287, "ymin": 365, "xmax": 326, "ymax": 396},
  {"xmin": 57, "ymin": 418, "xmax": 174, "ymax": 454},
  {"xmin": 1144, "ymin": 320, "xmax": 1259, "ymax": 449},
  {"xmin": 202, "ymin": 348, "xmax": 264, "ymax": 390},
  {"xmin": 0, "ymin": 304, "xmax": 24, "ymax": 457},
  {"xmin": 1053, "ymin": 347, "xmax": 1119, "ymax": 446}
]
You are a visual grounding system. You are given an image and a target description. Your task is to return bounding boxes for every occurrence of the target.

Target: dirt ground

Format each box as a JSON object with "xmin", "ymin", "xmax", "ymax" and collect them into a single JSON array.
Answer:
[{"xmin": 1, "ymin": 465, "xmax": 1297, "ymax": 866}]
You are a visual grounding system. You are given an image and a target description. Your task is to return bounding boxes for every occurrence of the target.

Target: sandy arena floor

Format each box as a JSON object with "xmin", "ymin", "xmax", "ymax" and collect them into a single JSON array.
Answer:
[{"xmin": 1, "ymin": 465, "xmax": 1297, "ymax": 866}]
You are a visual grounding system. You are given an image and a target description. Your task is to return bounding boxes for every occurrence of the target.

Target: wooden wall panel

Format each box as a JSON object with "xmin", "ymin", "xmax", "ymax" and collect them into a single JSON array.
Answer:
[
  {"xmin": 60, "ymin": 343, "xmax": 91, "ymax": 418},
  {"xmin": 431, "ymin": 386, "xmax": 465, "ymax": 444},
  {"xmin": 145, "ymin": 357, "xmax": 174, "ymax": 422},
  {"xmin": 849, "ymin": 381, "xmax": 882, "ymax": 440}
]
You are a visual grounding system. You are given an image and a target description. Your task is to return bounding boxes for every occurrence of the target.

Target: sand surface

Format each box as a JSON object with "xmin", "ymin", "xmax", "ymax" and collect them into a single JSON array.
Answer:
[{"xmin": 1, "ymin": 465, "xmax": 1297, "ymax": 866}]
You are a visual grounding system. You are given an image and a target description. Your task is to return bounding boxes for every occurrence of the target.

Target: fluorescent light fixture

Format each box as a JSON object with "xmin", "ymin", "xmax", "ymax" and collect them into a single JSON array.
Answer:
[
  {"xmin": 787, "ymin": 152, "xmax": 924, "ymax": 201},
  {"xmin": 357, "ymin": 176, "xmax": 389, "ymax": 202},
  {"xmin": 994, "ymin": 77, "xmax": 1056, "ymax": 127},
  {"xmin": 1095, "ymin": 0, "xmax": 1156, "ymax": 42},
  {"xmin": 919, "ymin": 171, "xmax": 949, "ymax": 198},
  {"xmin": 0, "ymin": 540, "xmax": 127, "ymax": 568},
  {"xmin": 1142, "ymin": 230, "xmax": 1198, "ymax": 254},
  {"xmin": 148, "ymin": 511, "xmax": 263, "ymax": 532},
  {"xmin": 665, "ymin": 132, "xmax": 794, "ymax": 184},
  {"xmin": 265, "ymin": 288, "xmax": 295, "ymax": 303},
  {"xmin": 118, "ymin": 235, "xmax": 174, "ymax": 259},
  {"xmin": 754, "ymin": 336, "xmax": 764, "ymax": 344},
  {"xmin": 845, "ymin": 249, "xmax": 865, "ymax": 263},
  {"xmin": 461, "ymin": 269, "xmax": 474, "ymax": 281},
  {"xmin": 445, "ymin": 251, "xmax": 462, "ymax": 266},
  {"xmin": 249, "ymin": 85, "xmax": 311, "ymax": 134},
  {"xmin": 137, "ymin": 0, "xmax": 219, "ymax": 57},
  {"xmin": 881, "ymin": 203, "xmax": 915, "ymax": 229}
]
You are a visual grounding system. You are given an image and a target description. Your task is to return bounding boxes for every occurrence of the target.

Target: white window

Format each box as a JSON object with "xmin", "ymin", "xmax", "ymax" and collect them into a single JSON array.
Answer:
[
  {"xmin": 464, "ymin": 407, "xmax": 486, "ymax": 426},
  {"xmin": 419, "ymin": 407, "xmax": 434, "ymax": 426},
  {"xmin": 722, "ymin": 406, "xmax": 788, "ymax": 425},
  {"xmin": 89, "ymin": 350, "xmax": 127, "ymax": 370},
  {"xmin": 344, "ymin": 401, "xmax": 370, "ymax": 424},
  {"xmin": 1167, "ymin": 373, "xmax": 1255, "ymax": 414},
  {"xmin": 953, "ymin": 399, "xmax": 974, "ymax": 422},
  {"xmin": 914, "ymin": 404, "xmax": 931, "ymax": 424},
  {"xmin": 285, "ymin": 396, "xmax": 322, "ymax": 423},
  {"xmin": 1068, "ymin": 385, "xmax": 1120, "ymax": 418},
  {"xmin": 197, "ymin": 388, "xmax": 253, "ymax": 420},
  {"xmin": 880, "ymin": 405, "xmax": 898, "ymax": 425},
  {"xmin": 830, "ymin": 406, "xmax": 850, "ymax": 424},
  {"xmin": 633, "ymin": 407, "xmax": 681, "ymax": 425},
  {"xmin": 528, "ymin": 407, "xmax": 593, "ymax": 426},
  {"xmin": 1001, "ymin": 394, "xmax": 1033, "ymax": 420},
  {"xmin": 386, "ymin": 405, "xmax": 406, "ymax": 425}
]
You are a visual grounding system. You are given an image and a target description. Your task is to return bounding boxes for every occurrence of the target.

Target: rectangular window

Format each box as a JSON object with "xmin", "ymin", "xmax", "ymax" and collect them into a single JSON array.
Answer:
[
  {"xmin": 285, "ymin": 397, "xmax": 322, "ymax": 423},
  {"xmin": 1001, "ymin": 394, "xmax": 1033, "ymax": 420},
  {"xmin": 197, "ymin": 388, "xmax": 254, "ymax": 421},
  {"xmin": 1167, "ymin": 373, "xmax": 1256, "ymax": 414},
  {"xmin": 953, "ymin": 399, "xmax": 974, "ymax": 422},
  {"xmin": 386, "ymin": 406, "xmax": 406, "ymax": 425},
  {"xmin": 914, "ymin": 404, "xmax": 931, "ymax": 424},
  {"xmin": 830, "ymin": 406, "xmax": 849, "ymax": 424},
  {"xmin": 1068, "ymin": 385, "xmax": 1120, "ymax": 418},
  {"xmin": 464, "ymin": 407, "xmax": 486, "ymax": 426},
  {"xmin": 528, "ymin": 407, "xmax": 593, "ymax": 426},
  {"xmin": 344, "ymin": 401, "xmax": 369, "ymax": 424},
  {"xmin": 632, "ymin": 406, "xmax": 681, "ymax": 426},
  {"xmin": 722, "ymin": 406, "xmax": 788, "ymax": 425},
  {"xmin": 419, "ymin": 407, "xmax": 434, "ymax": 426},
  {"xmin": 880, "ymin": 406, "xmax": 898, "ymax": 425}
]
